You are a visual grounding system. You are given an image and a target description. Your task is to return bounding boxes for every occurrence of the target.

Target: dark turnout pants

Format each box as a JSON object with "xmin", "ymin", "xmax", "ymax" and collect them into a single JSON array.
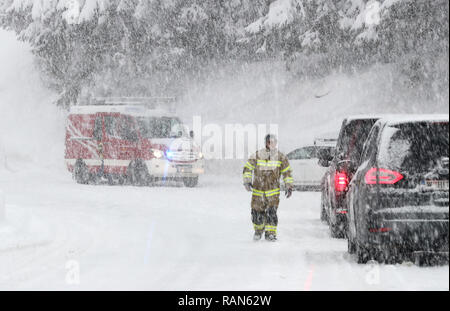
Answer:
[{"xmin": 252, "ymin": 207, "xmax": 278, "ymax": 236}]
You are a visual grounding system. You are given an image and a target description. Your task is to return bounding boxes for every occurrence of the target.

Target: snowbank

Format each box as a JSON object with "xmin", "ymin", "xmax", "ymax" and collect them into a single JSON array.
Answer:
[
  {"xmin": 0, "ymin": 29, "xmax": 65, "ymax": 173},
  {"xmin": 0, "ymin": 203, "xmax": 51, "ymax": 253}
]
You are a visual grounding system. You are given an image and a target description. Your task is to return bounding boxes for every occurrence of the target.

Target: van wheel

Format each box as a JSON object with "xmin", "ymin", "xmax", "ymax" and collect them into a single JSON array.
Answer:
[
  {"xmin": 356, "ymin": 243, "xmax": 370, "ymax": 264},
  {"xmin": 74, "ymin": 160, "xmax": 90, "ymax": 184},
  {"xmin": 183, "ymin": 177, "xmax": 198, "ymax": 188},
  {"xmin": 127, "ymin": 160, "xmax": 151, "ymax": 187}
]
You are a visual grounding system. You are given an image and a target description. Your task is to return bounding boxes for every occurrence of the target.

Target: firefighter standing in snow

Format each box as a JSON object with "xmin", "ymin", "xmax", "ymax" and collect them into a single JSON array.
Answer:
[{"xmin": 243, "ymin": 134, "xmax": 293, "ymax": 241}]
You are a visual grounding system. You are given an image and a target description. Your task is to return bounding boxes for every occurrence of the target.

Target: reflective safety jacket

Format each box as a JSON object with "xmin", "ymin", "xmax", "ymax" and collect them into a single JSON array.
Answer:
[{"xmin": 243, "ymin": 148, "xmax": 293, "ymax": 211}]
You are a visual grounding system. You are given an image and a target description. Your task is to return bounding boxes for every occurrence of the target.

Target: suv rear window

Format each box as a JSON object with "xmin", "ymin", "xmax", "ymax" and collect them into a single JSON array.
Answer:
[
  {"xmin": 378, "ymin": 122, "xmax": 449, "ymax": 174},
  {"xmin": 336, "ymin": 119, "xmax": 378, "ymax": 163}
]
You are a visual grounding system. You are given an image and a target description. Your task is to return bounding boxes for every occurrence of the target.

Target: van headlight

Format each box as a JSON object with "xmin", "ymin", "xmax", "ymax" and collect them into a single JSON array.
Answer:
[
  {"xmin": 151, "ymin": 149, "xmax": 164, "ymax": 159},
  {"xmin": 198, "ymin": 152, "xmax": 204, "ymax": 159}
]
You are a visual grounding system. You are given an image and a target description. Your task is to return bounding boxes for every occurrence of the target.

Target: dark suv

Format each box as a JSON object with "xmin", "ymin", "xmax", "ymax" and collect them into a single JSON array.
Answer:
[
  {"xmin": 319, "ymin": 116, "xmax": 383, "ymax": 238},
  {"xmin": 346, "ymin": 116, "xmax": 449, "ymax": 264}
]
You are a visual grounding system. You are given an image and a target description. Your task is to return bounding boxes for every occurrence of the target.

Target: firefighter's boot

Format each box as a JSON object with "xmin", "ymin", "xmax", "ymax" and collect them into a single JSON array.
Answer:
[
  {"xmin": 265, "ymin": 224, "xmax": 277, "ymax": 242},
  {"xmin": 253, "ymin": 231, "xmax": 263, "ymax": 241},
  {"xmin": 265, "ymin": 233, "xmax": 277, "ymax": 242}
]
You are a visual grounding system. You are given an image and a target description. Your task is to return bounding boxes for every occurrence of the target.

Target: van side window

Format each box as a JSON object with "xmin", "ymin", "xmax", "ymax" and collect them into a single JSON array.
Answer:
[
  {"xmin": 119, "ymin": 116, "xmax": 138, "ymax": 142},
  {"xmin": 105, "ymin": 116, "xmax": 120, "ymax": 138},
  {"xmin": 104, "ymin": 116, "xmax": 138, "ymax": 142},
  {"xmin": 93, "ymin": 116, "xmax": 103, "ymax": 141}
]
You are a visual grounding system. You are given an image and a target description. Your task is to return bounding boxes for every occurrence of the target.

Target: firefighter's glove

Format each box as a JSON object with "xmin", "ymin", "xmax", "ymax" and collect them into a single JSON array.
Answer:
[
  {"xmin": 244, "ymin": 183, "xmax": 253, "ymax": 192},
  {"xmin": 285, "ymin": 187, "xmax": 293, "ymax": 199}
]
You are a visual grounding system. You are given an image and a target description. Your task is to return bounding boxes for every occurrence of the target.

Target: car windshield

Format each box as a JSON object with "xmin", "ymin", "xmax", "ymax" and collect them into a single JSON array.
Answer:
[
  {"xmin": 336, "ymin": 119, "xmax": 378, "ymax": 163},
  {"xmin": 378, "ymin": 122, "xmax": 449, "ymax": 174},
  {"xmin": 137, "ymin": 117, "xmax": 185, "ymax": 139}
]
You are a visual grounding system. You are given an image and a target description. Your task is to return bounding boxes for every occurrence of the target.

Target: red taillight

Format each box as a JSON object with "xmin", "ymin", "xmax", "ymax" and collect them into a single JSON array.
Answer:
[
  {"xmin": 369, "ymin": 227, "xmax": 392, "ymax": 233},
  {"xmin": 365, "ymin": 168, "xmax": 404, "ymax": 185},
  {"xmin": 334, "ymin": 172, "xmax": 349, "ymax": 192}
]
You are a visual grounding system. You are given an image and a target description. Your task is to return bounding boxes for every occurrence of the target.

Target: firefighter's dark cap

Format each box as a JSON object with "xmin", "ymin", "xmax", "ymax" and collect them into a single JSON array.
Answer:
[{"xmin": 265, "ymin": 134, "xmax": 277, "ymax": 143}]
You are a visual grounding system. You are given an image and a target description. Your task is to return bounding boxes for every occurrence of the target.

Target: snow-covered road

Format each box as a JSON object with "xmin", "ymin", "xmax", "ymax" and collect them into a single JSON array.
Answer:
[{"xmin": 0, "ymin": 168, "xmax": 448, "ymax": 291}]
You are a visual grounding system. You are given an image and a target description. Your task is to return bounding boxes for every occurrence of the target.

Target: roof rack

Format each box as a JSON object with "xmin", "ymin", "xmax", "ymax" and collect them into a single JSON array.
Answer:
[
  {"xmin": 78, "ymin": 96, "xmax": 177, "ymax": 112},
  {"xmin": 90, "ymin": 97, "xmax": 175, "ymax": 105}
]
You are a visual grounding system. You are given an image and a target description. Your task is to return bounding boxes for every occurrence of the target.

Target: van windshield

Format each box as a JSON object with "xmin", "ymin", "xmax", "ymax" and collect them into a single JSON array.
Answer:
[{"xmin": 137, "ymin": 117, "xmax": 186, "ymax": 139}]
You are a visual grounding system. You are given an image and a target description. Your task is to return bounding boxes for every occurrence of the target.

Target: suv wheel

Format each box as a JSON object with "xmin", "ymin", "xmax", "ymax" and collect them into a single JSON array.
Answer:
[
  {"xmin": 357, "ymin": 243, "xmax": 384, "ymax": 264},
  {"xmin": 330, "ymin": 222, "xmax": 345, "ymax": 239},
  {"xmin": 356, "ymin": 243, "xmax": 370, "ymax": 264}
]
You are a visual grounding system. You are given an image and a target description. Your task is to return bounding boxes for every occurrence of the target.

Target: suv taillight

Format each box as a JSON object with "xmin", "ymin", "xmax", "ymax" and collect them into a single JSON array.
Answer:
[
  {"xmin": 365, "ymin": 168, "xmax": 403, "ymax": 185},
  {"xmin": 334, "ymin": 172, "xmax": 349, "ymax": 192}
]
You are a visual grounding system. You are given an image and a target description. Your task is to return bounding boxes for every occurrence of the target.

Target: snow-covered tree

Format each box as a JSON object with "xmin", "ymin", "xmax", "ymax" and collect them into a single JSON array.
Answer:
[
  {"xmin": 0, "ymin": 0, "xmax": 447, "ymax": 105},
  {"xmin": 243, "ymin": 0, "xmax": 448, "ymax": 93}
]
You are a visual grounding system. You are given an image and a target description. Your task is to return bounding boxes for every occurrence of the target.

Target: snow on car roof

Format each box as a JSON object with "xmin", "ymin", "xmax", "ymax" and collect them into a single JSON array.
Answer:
[
  {"xmin": 69, "ymin": 105, "xmax": 176, "ymax": 118},
  {"xmin": 344, "ymin": 114, "xmax": 400, "ymax": 122},
  {"xmin": 314, "ymin": 139, "xmax": 337, "ymax": 147},
  {"xmin": 314, "ymin": 130, "xmax": 339, "ymax": 140},
  {"xmin": 378, "ymin": 114, "xmax": 449, "ymax": 126}
]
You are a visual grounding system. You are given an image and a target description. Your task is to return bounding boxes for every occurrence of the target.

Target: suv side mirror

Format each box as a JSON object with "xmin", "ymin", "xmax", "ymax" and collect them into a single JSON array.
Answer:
[
  {"xmin": 318, "ymin": 148, "xmax": 333, "ymax": 160},
  {"xmin": 190, "ymin": 131, "xmax": 194, "ymax": 139},
  {"xmin": 317, "ymin": 148, "xmax": 334, "ymax": 167},
  {"xmin": 318, "ymin": 158, "xmax": 331, "ymax": 168}
]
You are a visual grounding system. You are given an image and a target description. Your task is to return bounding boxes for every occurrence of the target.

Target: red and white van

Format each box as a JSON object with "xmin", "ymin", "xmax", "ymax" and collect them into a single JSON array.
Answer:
[{"xmin": 65, "ymin": 98, "xmax": 204, "ymax": 187}]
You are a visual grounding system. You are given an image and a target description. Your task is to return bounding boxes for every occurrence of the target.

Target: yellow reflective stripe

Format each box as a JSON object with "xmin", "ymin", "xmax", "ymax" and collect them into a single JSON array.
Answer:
[
  {"xmin": 254, "ymin": 224, "xmax": 265, "ymax": 230},
  {"xmin": 252, "ymin": 188, "xmax": 280, "ymax": 193},
  {"xmin": 245, "ymin": 162, "xmax": 255, "ymax": 170},
  {"xmin": 252, "ymin": 189, "xmax": 264, "ymax": 197},
  {"xmin": 266, "ymin": 189, "xmax": 280, "ymax": 194},
  {"xmin": 281, "ymin": 166, "xmax": 291, "ymax": 173},
  {"xmin": 243, "ymin": 173, "xmax": 253, "ymax": 178},
  {"xmin": 266, "ymin": 191, "xmax": 280, "ymax": 197},
  {"xmin": 257, "ymin": 160, "xmax": 282, "ymax": 164},
  {"xmin": 257, "ymin": 160, "xmax": 282, "ymax": 167},
  {"xmin": 253, "ymin": 189, "xmax": 264, "ymax": 193},
  {"xmin": 252, "ymin": 188, "xmax": 281, "ymax": 197},
  {"xmin": 284, "ymin": 177, "xmax": 294, "ymax": 183},
  {"xmin": 265, "ymin": 225, "xmax": 277, "ymax": 232}
]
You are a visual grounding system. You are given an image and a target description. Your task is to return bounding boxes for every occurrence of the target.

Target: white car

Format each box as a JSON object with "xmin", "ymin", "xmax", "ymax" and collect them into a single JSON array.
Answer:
[{"xmin": 287, "ymin": 139, "xmax": 337, "ymax": 191}]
